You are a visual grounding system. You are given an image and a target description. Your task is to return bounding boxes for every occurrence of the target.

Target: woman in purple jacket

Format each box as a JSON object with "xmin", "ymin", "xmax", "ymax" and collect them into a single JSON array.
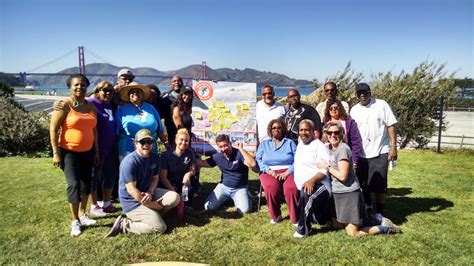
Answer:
[{"xmin": 323, "ymin": 99, "xmax": 362, "ymax": 169}]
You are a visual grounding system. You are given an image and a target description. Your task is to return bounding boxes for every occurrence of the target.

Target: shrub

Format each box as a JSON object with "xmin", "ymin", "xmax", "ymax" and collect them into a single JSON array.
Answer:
[{"xmin": 0, "ymin": 97, "xmax": 50, "ymax": 156}]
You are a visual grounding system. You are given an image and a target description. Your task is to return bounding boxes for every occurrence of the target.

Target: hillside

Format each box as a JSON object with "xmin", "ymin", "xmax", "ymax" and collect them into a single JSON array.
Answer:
[{"xmin": 31, "ymin": 63, "xmax": 312, "ymax": 87}]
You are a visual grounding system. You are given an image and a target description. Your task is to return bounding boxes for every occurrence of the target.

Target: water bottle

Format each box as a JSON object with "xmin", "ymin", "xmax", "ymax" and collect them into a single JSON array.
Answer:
[
  {"xmin": 181, "ymin": 185, "xmax": 189, "ymax": 201},
  {"xmin": 389, "ymin": 160, "xmax": 397, "ymax": 171}
]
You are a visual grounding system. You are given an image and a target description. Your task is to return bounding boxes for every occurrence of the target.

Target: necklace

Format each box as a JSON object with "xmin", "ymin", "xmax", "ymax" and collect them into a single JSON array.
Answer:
[{"xmin": 71, "ymin": 98, "xmax": 85, "ymax": 108}]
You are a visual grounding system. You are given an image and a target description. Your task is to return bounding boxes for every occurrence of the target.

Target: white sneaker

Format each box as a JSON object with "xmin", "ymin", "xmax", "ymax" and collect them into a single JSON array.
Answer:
[
  {"xmin": 79, "ymin": 215, "xmax": 97, "ymax": 226},
  {"xmin": 270, "ymin": 215, "xmax": 283, "ymax": 224},
  {"xmin": 70, "ymin": 220, "xmax": 82, "ymax": 237},
  {"xmin": 293, "ymin": 231, "xmax": 305, "ymax": 238},
  {"xmin": 293, "ymin": 222, "xmax": 299, "ymax": 228},
  {"xmin": 90, "ymin": 206, "xmax": 107, "ymax": 217}
]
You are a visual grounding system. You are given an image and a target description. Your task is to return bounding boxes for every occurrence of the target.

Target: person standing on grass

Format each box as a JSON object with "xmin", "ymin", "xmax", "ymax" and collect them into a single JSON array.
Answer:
[
  {"xmin": 350, "ymin": 83, "xmax": 398, "ymax": 223},
  {"xmin": 256, "ymin": 85, "xmax": 286, "ymax": 142},
  {"xmin": 292, "ymin": 119, "xmax": 331, "ymax": 238},
  {"xmin": 285, "ymin": 88, "xmax": 322, "ymax": 142},
  {"xmin": 105, "ymin": 129, "xmax": 180, "ymax": 237},
  {"xmin": 197, "ymin": 134, "xmax": 257, "ymax": 214},
  {"xmin": 50, "ymin": 74, "xmax": 99, "ymax": 237},
  {"xmin": 161, "ymin": 75, "xmax": 185, "ymax": 147},
  {"xmin": 317, "ymin": 121, "xmax": 400, "ymax": 236},
  {"xmin": 316, "ymin": 82, "xmax": 350, "ymax": 121}
]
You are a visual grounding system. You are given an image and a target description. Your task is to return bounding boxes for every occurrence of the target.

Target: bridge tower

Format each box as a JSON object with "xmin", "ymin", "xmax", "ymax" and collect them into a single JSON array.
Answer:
[
  {"xmin": 78, "ymin": 46, "xmax": 86, "ymax": 74},
  {"xmin": 201, "ymin": 61, "xmax": 207, "ymax": 80}
]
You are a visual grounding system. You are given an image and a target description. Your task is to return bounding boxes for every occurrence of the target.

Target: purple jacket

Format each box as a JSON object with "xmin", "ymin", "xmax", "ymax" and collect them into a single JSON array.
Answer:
[{"xmin": 324, "ymin": 118, "xmax": 362, "ymax": 164}]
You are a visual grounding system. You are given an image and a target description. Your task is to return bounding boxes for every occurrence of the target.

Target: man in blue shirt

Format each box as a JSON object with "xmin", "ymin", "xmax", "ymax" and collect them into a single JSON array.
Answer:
[
  {"xmin": 105, "ymin": 129, "xmax": 180, "ymax": 237},
  {"xmin": 198, "ymin": 134, "xmax": 257, "ymax": 214}
]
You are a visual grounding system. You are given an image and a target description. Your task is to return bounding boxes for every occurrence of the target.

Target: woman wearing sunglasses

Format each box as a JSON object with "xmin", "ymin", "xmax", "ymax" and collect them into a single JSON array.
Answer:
[
  {"xmin": 317, "ymin": 121, "xmax": 400, "ymax": 236},
  {"xmin": 323, "ymin": 99, "xmax": 362, "ymax": 170},
  {"xmin": 86, "ymin": 81, "xmax": 118, "ymax": 216}
]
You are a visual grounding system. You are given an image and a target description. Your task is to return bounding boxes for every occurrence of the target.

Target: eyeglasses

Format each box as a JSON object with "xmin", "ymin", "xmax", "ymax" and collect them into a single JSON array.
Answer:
[
  {"xmin": 324, "ymin": 88, "xmax": 336, "ymax": 93},
  {"xmin": 356, "ymin": 90, "xmax": 370, "ymax": 96},
  {"xmin": 326, "ymin": 130, "xmax": 340, "ymax": 136},
  {"xmin": 101, "ymin": 88, "xmax": 114, "ymax": 94},
  {"xmin": 139, "ymin": 139, "xmax": 153, "ymax": 146},
  {"xmin": 271, "ymin": 126, "xmax": 282, "ymax": 130},
  {"xmin": 329, "ymin": 106, "xmax": 339, "ymax": 111},
  {"xmin": 287, "ymin": 94, "xmax": 299, "ymax": 98}
]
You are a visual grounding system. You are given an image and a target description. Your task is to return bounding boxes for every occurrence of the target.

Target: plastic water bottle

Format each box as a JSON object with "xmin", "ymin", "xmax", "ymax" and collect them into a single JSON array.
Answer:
[
  {"xmin": 389, "ymin": 160, "xmax": 397, "ymax": 171},
  {"xmin": 182, "ymin": 185, "xmax": 189, "ymax": 201}
]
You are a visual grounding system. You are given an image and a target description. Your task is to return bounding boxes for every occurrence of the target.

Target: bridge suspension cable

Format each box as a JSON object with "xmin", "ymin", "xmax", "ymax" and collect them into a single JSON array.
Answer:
[
  {"xmin": 84, "ymin": 47, "xmax": 117, "ymax": 66},
  {"xmin": 26, "ymin": 48, "xmax": 77, "ymax": 73}
]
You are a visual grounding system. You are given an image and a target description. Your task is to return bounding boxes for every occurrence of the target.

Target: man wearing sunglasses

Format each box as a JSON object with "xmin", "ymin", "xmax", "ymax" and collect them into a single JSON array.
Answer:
[
  {"xmin": 316, "ymin": 82, "xmax": 350, "ymax": 121},
  {"xmin": 105, "ymin": 129, "xmax": 180, "ymax": 237},
  {"xmin": 285, "ymin": 88, "xmax": 322, "ymax": 142},
  {"xmin": 350, "ymin": 83, "xmax": 398, "ymax": 224}
]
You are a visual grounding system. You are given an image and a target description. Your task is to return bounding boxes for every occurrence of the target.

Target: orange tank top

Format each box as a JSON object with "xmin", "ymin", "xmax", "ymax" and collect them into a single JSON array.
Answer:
[{"xmin": 59, "ymin": 103, "xmax": 97, "ymax": 152}]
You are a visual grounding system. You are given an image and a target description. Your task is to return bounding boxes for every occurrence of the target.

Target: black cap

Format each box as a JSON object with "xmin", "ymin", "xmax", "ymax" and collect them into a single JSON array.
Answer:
[{"xmin": 355, "ymin": 83, "xmax": 371, "ymax": 92}]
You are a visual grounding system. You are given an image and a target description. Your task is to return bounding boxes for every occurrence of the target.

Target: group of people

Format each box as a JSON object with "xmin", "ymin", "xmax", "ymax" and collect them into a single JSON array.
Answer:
[
  {"xmin": 254, "ymin": 82, "xmax": 399, "ymax": 238},
  {"xmin": 50, "ymin": 70, "xmax": 400, "ymax": 238}
]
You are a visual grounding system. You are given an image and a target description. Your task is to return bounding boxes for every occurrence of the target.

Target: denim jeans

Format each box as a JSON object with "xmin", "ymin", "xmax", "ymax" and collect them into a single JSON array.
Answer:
[{"xmin": 204, "ymin": 183, "xmax": 251, "ymax": 214}]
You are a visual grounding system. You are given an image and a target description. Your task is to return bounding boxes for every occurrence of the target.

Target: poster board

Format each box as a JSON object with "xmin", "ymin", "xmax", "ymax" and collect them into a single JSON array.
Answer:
[{"xmin": 191, "ymin": 80, "xmax": 257, "ymax": 156}]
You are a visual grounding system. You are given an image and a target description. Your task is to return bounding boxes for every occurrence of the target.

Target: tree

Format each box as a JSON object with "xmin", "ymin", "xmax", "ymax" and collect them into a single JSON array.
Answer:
[
  {"xmin": 0, "ymin": 80, "xmax": 14, "ymax": 98},
  {"xmin": 371, "ymin": 61, "xmax": 455, "ymax": 148}
]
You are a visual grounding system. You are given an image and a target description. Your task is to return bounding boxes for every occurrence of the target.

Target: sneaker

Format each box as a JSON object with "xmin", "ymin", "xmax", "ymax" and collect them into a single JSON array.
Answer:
[
  {"xmin": 293, "ymin": 229, "xmax": 312, "ymax": 238},
  {"xmin": 375, "ymin": 213, "xmax": 384, "ymax": 224},
  {"xmin": 102, "ymin": 204, "xmax": 117, "ymax": 213},
  {"xmin": 270, "ymin": 215, "xmax": 283, "ymax": 224},
  {"xmin": 381, "ymin": 217, "xmax": 401, "ymax": 233},
  {"xmin": 104, "ymin": 215, "xmax": 124, "ymax": 238},
  {"xmin": 292, "ymin": 222, "xmax": 299, "ymax": 228},
  {"xmin": 70, "ymin": 220, "xmax": 82, "ymax": 237},
  {"xmin": 90, "ymin": 206, "xmax": 107, "ymax": 217},
  {"xmin": 79, "ymin": 215, "xmax": 97, "ymax": 226}
]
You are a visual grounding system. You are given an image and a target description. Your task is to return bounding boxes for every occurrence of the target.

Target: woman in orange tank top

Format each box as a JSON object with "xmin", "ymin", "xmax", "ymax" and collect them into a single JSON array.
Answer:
[{"xmin": 50, "ymin": 74, "xmax": 99, "ymax": 237}]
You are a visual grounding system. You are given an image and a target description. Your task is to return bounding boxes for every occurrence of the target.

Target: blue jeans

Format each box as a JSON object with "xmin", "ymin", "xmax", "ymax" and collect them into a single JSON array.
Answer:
[{"xmin": 204, "ymin": 183, "xmax": 251, "ymax": 214}]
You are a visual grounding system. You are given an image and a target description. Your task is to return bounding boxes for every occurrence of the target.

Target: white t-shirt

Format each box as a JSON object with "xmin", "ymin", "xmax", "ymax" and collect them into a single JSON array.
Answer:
[
  {"xmin": 294, "ymin": 139, "xmax": 332, "ymax": 195},
  {"xmin": 256, "ymin": 100, "xmax": 286, "ymax": 141},
  {"xmin": 350, "ymin": 98, "xmax": 397, "ymax": 159}
]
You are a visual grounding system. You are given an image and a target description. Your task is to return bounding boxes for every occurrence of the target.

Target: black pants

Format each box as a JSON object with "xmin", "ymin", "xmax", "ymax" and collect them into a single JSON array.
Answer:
[
  {"xmin": 60, "ymin": 148, "xmax": 94, "ymax": 203},
  {"xmin": 296, "ymin": 182, "xmax": 330, "ymax": 235}
]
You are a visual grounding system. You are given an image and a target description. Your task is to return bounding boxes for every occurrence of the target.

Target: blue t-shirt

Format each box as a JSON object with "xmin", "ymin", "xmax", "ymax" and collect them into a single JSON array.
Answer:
[
  {"xmin": 115, "ymin": 102, "xmax": 164, "ymax": 157},
  {"xmin": 119, "ymin": 151, "xmax": 160, "ymax": 213},
  {"xmin": 160, "ymin": 148, "xmax": 196, "ymax": 188},
  {"xmin": 256, "ymin": 138, "xmax": 296, "ymax": 173},
  {"xmin": 206, "ymin": 147, "xmax": 248, "ymax": 189}
]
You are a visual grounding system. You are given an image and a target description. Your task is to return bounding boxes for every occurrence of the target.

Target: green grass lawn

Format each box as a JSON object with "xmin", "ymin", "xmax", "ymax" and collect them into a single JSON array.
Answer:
[{"xmin": 1, "ymin": 149, "xmax": 473, "ymax": 264}]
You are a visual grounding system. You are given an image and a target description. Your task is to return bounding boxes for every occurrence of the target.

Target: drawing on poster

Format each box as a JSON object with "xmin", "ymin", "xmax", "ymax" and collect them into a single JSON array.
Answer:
[{"xmin": 191, "ymin": 80, "xmax": 257, "ymax": 156}]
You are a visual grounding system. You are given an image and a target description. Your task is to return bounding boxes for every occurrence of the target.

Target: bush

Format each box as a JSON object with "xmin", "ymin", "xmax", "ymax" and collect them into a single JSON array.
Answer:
[
  {"xmin": 371, "ymin": 61, "xmax": 455, "ymax": 148},
  {"xmin": 0, "ymin": 97, "xmax": 50, "ymax": 156}
]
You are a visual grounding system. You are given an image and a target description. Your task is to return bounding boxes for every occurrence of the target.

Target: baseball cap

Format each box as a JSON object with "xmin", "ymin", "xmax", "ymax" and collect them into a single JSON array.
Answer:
[
  {"xmin": 182, "ymin": 85, "xmax": 193, "ymax": 93},
  {"xmin": 117, "ymin": 68, "xmax": 135, "ymax": 78},
  {"xmin": 134, "ymin": 129, "xmax": 154, "ymax": 142},
  {"xmin": 355, "ymin": 83, "xmax": 371, "ymax": 92}
]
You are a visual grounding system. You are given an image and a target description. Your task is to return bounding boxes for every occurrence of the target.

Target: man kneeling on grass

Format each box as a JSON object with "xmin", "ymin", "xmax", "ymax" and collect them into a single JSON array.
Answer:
[
  {"xmin": 197, "ymin": 134, "xmax": 256, "ymax": 214},
  {"xmin": 105, "ymin": 129, "xmax": 180, "ymax": 237}
]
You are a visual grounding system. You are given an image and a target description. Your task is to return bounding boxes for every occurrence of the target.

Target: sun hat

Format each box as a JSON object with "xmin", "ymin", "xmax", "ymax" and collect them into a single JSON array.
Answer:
[
  {"xmin": 134, "ymin": 129, "xmax": 154, "ymax": 142},
  {"xmin": 117, "ymin": 68, "xmax": 135, "ymax": 78},
  {"xmin": 120, "ymin": 82, "xmax": 151, "ymax": 102}
]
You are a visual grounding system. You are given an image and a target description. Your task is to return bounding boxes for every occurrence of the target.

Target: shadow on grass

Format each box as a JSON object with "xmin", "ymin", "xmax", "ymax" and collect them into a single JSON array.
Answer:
[{"xmin": 385, "ymin": 187, "xmax": 454, "ymax": 224}]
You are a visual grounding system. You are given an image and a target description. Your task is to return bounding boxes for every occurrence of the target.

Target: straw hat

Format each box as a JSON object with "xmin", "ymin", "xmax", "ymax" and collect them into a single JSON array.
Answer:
[{"xmin": 120, "ymin": 82, "xmax": 151, "ymax": 102}]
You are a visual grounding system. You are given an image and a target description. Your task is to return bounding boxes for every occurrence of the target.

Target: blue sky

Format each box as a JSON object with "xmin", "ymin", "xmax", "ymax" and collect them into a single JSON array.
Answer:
[{"xmin": 0, "ymin": 0, "xmax": 472, "ymax": 80}]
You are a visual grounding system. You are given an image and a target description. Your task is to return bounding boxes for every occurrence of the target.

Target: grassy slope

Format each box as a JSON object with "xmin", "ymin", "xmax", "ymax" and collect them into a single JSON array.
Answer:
[{"xmin": 0, "ymin": 150, "xmax": 473, "ymax": 264}]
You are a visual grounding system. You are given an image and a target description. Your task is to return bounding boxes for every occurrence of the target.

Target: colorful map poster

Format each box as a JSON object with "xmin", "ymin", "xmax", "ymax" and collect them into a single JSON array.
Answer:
[{"xmin": 191, "ymin": 80, "xmax": 257, "ymax": 156}]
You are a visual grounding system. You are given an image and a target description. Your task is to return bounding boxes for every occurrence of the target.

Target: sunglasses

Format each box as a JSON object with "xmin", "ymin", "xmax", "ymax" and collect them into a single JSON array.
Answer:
[
  {"xmin": 324, "ymin": 89, "xmax": 336, "ymax": 93},
  {"xmin": 139, "ymin": 139, "xmax": 153, "ymax": 145},
  {"xmin": 271, "ymin": 126, "xmax": 282, "ymax": 130},
  {"xmin": 356, "ymin": 90, "xmax": 370, "ymax": 96},
  {"xmin": 329, "ymin": 106, "xmax": 339, "ymax": 111},
  {"xmin": 129, "ymin": 89, "xmax": 142, "ymax": 95},
  {"xmin": 326, "ymin": 130, "xmax": 340, "ymax": 136},
  {"xmin": 101, "ymin": 88, "xmax": 114, "ymax": 94},
  {"xmin": 287, "ymin": 94, "xmax": 299, "ymax": 98}
]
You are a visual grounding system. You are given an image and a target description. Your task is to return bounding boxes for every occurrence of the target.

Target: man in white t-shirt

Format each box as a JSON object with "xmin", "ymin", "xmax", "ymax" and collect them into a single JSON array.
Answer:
[
  {"xmin": 292, "ymin": 119, "xmax": 331, "ymax": 238},
  {"xmin": 316, "ymin": 82, "xmax": 350, "ymax": 121},
  {"xmin": 350, "ymin": 83, "xmax": 398, "ymax": 223},
  {"xmin": 256, "ymin": 85, "xmax": 286, "ymax": 143}
]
